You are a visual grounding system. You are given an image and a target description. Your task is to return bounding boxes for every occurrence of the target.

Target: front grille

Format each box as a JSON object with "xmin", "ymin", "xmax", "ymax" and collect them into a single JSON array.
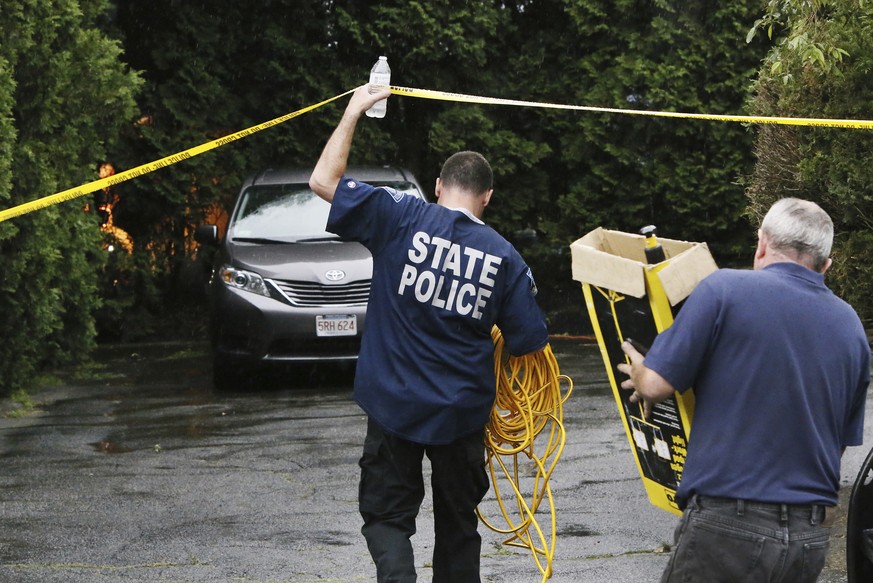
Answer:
[{"xmin": 270, "ymin": 279, "xmax": 370, "ymax": 307}]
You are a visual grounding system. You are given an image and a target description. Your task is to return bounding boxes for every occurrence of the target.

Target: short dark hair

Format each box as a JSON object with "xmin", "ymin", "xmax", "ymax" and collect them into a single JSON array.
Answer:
[{"xmin": 439, "ymin": 151, "xmax": 492, "ymax": 195}]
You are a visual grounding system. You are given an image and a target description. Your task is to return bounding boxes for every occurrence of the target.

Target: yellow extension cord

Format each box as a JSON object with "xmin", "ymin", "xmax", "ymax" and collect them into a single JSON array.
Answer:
[{"xmin": 479, "ymin": 327, "xmax": 574, "ymax": 581}]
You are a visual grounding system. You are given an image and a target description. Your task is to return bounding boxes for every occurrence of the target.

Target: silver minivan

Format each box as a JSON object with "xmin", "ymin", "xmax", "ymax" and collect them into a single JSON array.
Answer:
[{"xmin": 195, "ymin": 166, "xmax": 426, "ymax": 390}]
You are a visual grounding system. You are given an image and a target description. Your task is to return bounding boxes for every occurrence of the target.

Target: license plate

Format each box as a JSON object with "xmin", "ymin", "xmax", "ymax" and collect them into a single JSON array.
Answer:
[{"xmin": 316, "ymin": 314, "xmax": 357, "ymax": 337}]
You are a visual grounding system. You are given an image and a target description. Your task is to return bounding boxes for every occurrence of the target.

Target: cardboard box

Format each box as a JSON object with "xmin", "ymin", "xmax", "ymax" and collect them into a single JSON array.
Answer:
[
  {"xmin": 570, "ymin": 227, "xmax": 718, "ymax": 306},
  {"xmin": 569, "ymin": 227, "xmax": 718, "ymax": 515}
]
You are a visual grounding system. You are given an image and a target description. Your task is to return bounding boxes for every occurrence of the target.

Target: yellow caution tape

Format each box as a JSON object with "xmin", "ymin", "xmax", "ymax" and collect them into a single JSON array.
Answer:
[
  {"xmin": 3, "ymin": 84, "xmax": 873, "ymax": 224},
  {"xmin": 0, "ymin": 89, "xmax": 354, "ymax": 224},
  {"xmin": 389, "ymin": 85, "xmax": 873, "ymax": 129}
]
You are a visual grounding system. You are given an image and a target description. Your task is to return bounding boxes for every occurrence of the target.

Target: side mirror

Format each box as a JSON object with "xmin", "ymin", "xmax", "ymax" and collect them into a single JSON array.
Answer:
[{"xmin": 194, "ymin": 224, "xmax": 219, "ymax": 246}]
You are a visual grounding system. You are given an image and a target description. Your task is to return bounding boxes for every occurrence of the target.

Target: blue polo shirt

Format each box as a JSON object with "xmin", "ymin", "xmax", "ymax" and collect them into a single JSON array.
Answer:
[
  {"xmin": 327, "ymin": 177, "xmax": 549, "ymax": 445},
  {"xmin": 644, "ymin": 262, "xmax": 869, "ymax": 507}
]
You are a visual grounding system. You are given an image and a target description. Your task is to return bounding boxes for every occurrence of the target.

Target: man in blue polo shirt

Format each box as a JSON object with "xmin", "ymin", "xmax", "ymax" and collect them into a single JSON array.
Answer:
[
  {"xmin": 309, "ymin": 85, "xmax": 549, "ymax": 583},
  {"xmin": 618, "ymin": 197, "xmax": 869, "ymax": 583}
]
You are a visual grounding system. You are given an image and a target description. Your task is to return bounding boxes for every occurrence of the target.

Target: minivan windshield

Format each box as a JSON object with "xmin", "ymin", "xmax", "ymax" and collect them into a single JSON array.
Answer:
[{"xmin": 229, "ymin": 182, "xmax": 421, "ymax": 242}]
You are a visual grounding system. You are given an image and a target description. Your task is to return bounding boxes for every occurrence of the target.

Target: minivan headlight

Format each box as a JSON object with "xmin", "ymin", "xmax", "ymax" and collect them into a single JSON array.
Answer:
[{"xmin": 218, "ymin": 265, "xmax": 271, "ymax": 297}]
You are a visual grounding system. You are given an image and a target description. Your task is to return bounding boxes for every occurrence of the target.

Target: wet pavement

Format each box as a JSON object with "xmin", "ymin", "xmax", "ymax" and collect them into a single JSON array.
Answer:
[{"xmin": 0, "ymin": 337, "xmax": 870, "ymax": 582}]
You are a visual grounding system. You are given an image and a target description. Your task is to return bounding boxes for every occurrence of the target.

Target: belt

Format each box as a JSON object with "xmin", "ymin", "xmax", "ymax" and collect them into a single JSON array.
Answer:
[{"xmin": 695, "ymin": 495, "xmax": 835, "ymax": 527}]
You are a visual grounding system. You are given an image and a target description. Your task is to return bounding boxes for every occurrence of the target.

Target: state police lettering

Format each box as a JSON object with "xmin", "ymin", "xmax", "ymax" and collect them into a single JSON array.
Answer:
[{"xmin": 398, "ymin": 231, "xmax": 502, "ymax": 320}]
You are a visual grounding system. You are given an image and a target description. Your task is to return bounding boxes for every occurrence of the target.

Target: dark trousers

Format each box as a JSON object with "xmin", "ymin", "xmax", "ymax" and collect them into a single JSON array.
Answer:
[
  {"xmin": 358, "ymin": 418, "xmax": 489, "ymax": 583},
  {"xmin": 661, "ymin": 495, "xmax": 832, "ymax": 583}
]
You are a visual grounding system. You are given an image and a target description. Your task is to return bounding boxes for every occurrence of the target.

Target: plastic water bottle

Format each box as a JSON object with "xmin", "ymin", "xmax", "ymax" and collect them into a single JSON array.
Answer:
[
  {"xmin": 366, "ymin": 56, "xmax": 391, "ymax": 118},
  {"xmin": 640, "ymin": 225, "xmax": 666, "ymax": 264}
]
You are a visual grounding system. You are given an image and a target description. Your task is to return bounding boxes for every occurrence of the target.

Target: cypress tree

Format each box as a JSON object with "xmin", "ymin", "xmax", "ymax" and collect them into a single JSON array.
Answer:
[{"xmin": 0, "ymin": 0, "xmax": 141, "ymax": 395}]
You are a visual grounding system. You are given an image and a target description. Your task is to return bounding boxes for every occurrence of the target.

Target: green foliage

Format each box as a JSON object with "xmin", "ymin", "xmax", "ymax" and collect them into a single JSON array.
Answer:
[
  {"xmin": 0, "ymin": 0, "xmax": 816, "ymax": 376},
  {"xmin": 828, "ymin": 230, "xmax": 873, "ymax": 323},
  {"xmin": 747, "ymin": 0, "xmax": 852, "ymax": 82},
  {"xmin": 108, "ymin": 0, "xmax": 548, "ymax": 328},
  {"xmin": 3, "ymin": 388, "xmax": 37, "ymax": 418},
  {"xmin": 747, "ymin": 0, "xmax": 873, "ymax": 322},
  {"xmin": 107, "ymin": 1, "xmax": 361, "ymax": 336},
  {"xmin": 99, "ymin": 0, "xmax": 772, "ymax": 335},
  {"xmin": 506, "ymin": 0, "xmax": 769, "ymax": 282},
  {"xmin": 0, "ymin": 0, "xmax": 142, "ymax": 396},
  {"xmin": 93, "ymin": 238, "xmax": 163, "ymax": 342}
]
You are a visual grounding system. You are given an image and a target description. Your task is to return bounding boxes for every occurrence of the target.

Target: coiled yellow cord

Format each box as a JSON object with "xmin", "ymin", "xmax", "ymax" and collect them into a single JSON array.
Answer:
[{"xmin": 478, "ymin": 327, "xmax": 573, "ymax": 581}]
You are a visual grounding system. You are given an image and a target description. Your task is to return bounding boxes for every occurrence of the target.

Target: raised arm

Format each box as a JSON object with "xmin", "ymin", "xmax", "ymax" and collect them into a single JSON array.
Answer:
[{"xmin": 309, "ymin": 84, "xmax": 391, "ymax": 203}]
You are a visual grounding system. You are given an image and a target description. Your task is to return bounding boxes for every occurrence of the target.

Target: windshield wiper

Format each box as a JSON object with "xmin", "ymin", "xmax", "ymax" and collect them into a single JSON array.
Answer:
[
  {"xmin": 231, "ymin": 237, "xmax": 292, "ymax": 244},
  {"xmin": 295, "ymin": 236, "xmax": 341, "ymax": 243}
]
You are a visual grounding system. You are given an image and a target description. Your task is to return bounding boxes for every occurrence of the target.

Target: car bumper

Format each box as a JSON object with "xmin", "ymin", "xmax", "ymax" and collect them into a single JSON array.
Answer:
[{"xmin": 210, "ymin": 285, "xmax": 366, "ymax": 364}]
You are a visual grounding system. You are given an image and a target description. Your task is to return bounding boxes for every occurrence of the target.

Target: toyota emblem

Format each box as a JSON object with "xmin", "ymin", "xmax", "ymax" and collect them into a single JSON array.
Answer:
[{"xmin": 325, "ymin": 269, "xmax": 345, "ymax": 282}]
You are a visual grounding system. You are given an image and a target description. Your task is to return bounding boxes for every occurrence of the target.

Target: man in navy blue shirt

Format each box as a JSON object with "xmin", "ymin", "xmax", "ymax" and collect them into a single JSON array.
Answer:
[
  {"xmin": 310, "ymin": 85, "xmax": 549, "ymax": 583},
  {"xmin": 618, "ymin": 198, "xmax": 869, "ymax": 583}
]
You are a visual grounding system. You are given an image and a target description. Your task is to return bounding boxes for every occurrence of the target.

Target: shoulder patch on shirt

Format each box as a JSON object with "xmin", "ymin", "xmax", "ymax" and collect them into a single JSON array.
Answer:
[
  {"xmin": 383, "ymin": 186, "xmax": 404, "ymax": 203},
  {"xmin": 526, "ymin": 267, "xmax": 538, "ymax": 296}
]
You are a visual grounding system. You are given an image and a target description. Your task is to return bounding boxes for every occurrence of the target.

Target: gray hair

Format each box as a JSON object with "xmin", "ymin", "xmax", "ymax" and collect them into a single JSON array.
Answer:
[{"xmin": 760, "ymin": 198, "xmax": 833, "ymax": 271}]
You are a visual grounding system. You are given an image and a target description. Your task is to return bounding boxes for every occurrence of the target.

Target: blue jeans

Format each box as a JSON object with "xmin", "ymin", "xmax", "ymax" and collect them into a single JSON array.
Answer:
[
  {"xmin": 358, "ymin": 418, "xmax": 489, "ymax": 583},
  {"xmin": 661, "ymin": 495, "xmax": 832, "ymax": 583}
]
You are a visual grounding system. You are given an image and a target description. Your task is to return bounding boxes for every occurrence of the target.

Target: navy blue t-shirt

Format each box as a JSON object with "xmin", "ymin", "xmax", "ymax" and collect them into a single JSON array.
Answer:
[
  {"xmin": 327, "ymin": 177, "xmax": 549, "ymax": 445},
  {"xmin": 644, "ymin": 262, "xmax": 870, "ymax": 507}
]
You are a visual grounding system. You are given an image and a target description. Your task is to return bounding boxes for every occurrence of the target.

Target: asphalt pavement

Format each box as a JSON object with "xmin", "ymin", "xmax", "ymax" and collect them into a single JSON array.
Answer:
[{"xmin": 0, "ymin": 337, "xmax": 869, "ymax": 582}]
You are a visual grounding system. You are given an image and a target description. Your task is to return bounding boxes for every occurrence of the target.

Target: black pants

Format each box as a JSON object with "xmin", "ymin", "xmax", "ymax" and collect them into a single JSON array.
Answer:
[
  {"xmin": 661, "ymin": 495, "xmax": 831, "ymax": 583},
  {"xmin": 358, "ymin": 418, "xmax": 490, "ymax": 583}
]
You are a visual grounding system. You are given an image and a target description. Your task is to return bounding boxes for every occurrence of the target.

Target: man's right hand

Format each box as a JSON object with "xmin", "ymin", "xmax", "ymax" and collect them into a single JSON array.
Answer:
[
  {"xmin": 310, "ymin": 84, "xmax": 391, "ymax": 203},
  {"xmin": 346, "ymin": 84, "xmax": 391, "ymax": 117},
  {"xmin": 617, "ymin": 340, "xmax": 676, "ymax": 418}
]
